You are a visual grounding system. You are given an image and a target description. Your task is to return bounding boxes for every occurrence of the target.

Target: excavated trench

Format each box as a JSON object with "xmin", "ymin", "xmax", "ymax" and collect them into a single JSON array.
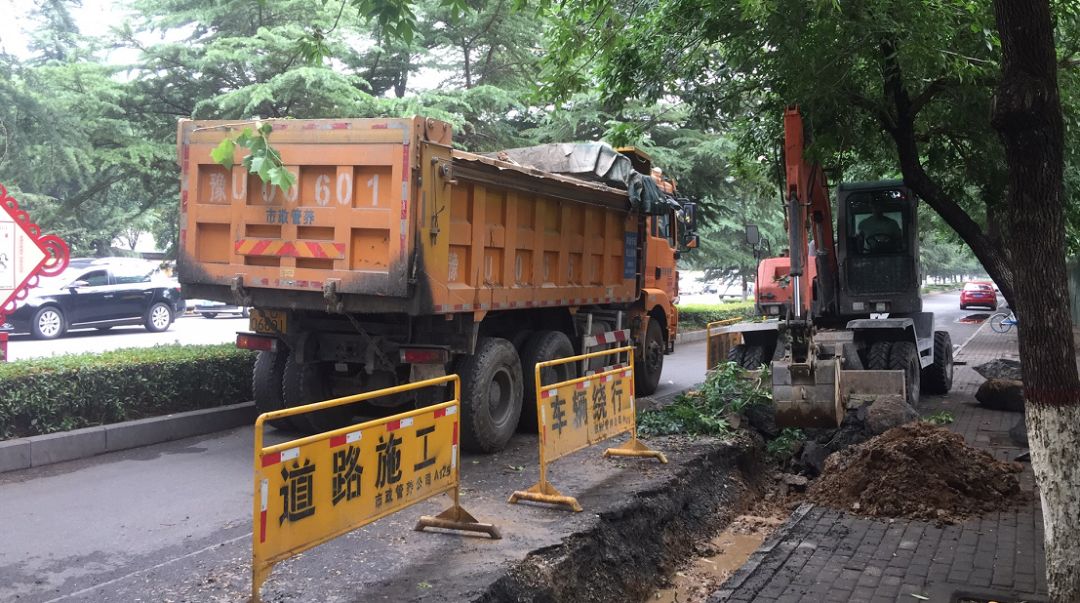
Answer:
[{"xmin": 477, "ymin": 435, "xmax": 770, "ymax": 603}]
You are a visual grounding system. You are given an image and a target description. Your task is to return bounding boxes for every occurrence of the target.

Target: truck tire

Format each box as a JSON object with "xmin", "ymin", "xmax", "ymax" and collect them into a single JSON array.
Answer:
[
  {"xmin": 728, "ymin": 344, "xmax": 764, "ymax": 370},
  {"xmin": 518, "ymin": 331, "xmax": 576, "ymax": 432},
  {"xmin": 254, "ymin": 350, "xmax": 302, "ymax": 431},
  {"xmin": 888, "ymin": 341, "xmax": 921, "ymax": 408},
  {"xmin": 921, "ymin": 331, "xmax": 954, "ymax": 395},
  {"xmin": 635, "ymin": 318, "xmax": 664, "ymax": 396},
  {"xmin": 458, "ymin": 337, "xmax": 524, "ymax": 453},
  {"xmin": 282, "ymin": 356, "xmax": 355, "ymax": 434},
  {"xmin": 866, "ymin": 341, "xmax": 891, "ymax": 370}
]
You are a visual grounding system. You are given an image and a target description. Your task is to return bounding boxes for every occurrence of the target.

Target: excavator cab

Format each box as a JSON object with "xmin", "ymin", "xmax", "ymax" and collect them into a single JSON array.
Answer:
[{"xmin": 835, "ymin": 182, "xmax": 922, "ymax": 318}]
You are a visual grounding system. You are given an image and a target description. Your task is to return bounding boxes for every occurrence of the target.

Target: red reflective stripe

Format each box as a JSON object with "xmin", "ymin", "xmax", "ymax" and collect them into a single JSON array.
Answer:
[
  {"xmin": 452, "ymin": 421, "xmax": 459, "ymax": 445},
  {"xmin": 434, "ymin": 408, "xmax": 447, "ymax": 418},
  {"xmin": 386, "ymin": 419, "xmax": 401, "ymax": 432},
  {"xmin": 261, "ymin": 452, "xmax": 281, "ymax": 467},
  {"xmin": 250, "ymin": 239, "xmax": 272, "ymax": 256},
  {"xmin": 259, "ymin": 510, "xmax": 267, "ymax": 543},
  {"xmin": 329, "ymin": 434, "xmax": 346, "ymax": 448}
]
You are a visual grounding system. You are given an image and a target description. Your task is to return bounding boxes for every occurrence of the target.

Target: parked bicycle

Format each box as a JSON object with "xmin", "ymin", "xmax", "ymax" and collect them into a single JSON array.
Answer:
[{"xmin": 989, "ymin": 310, "xmax": 1017, "ymax": 333}]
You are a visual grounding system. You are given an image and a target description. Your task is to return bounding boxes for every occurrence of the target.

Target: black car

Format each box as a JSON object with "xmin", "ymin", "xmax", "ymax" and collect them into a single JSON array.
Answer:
[{"xmin": 2, "ymin": 258, "xmax": 185, "ymax": 339}]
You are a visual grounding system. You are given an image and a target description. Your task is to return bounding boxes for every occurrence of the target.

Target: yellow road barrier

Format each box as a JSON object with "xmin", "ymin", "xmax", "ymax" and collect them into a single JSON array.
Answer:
[
  {"xmin": 252, "ymin": 374, "xmax": 500, "ymax": 602},
  {"xmin": 706, "ymin": 318, "xmax": 744, "ymax": 370},
  {"xmin": 509, "ymin": 346, "xmax": 667, "ymax": 512}
]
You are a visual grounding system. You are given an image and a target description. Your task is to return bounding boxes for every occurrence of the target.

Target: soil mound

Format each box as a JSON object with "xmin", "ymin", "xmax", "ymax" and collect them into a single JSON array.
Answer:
[{"xmin": 806, "ymin": 422, "xmax": 1024, "ymax": 522}]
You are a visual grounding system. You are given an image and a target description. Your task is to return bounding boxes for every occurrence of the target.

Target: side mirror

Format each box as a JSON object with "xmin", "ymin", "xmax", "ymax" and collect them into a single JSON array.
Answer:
[
  {"xmin": 745, "ymin": 224, "xmax": 761, "ymax": 247},
  {"xmin": 680, "ymin": 202, "xmax": 697, "ymax": 231},
  {"xmin": 69, "ymin": 280, "xmax": 90, "ymax": 289},
  {"xmin": 685, "ymin": 234, "xmax": 699, "ymax": 249}
]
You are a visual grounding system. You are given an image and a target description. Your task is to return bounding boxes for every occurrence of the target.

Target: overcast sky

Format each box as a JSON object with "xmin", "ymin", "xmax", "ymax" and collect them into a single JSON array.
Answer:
[{"xmin": 2, "ymin": 0, "xmax": 132, "ymax": 59}]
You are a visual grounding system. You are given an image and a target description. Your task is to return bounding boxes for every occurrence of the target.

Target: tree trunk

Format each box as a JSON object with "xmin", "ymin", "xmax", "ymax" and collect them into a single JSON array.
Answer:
[{"xmin": 991, "ymin": 1, "xmax": 1080, "ymax": 601}]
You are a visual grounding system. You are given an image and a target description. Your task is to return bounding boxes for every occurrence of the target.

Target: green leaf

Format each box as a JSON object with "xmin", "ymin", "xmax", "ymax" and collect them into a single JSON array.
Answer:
[
  {"xmin": 248, "ymin": 156, "xmax": 266, "ymax": 176},
  {"xmin": 235, "ymin": 129, "xmax": 255, "ymax": 149},
  {"xmin": 267, "ymin": 166, "xmax": 295, "ymax": 193},
  {"xmin": 210, "ymin": 138, "xmax": 236, "ymax": 169}
]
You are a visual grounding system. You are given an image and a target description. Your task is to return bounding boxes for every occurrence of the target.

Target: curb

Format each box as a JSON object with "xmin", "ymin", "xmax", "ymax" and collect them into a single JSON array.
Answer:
[
  {"xmin": 676, "ymin": 328, "xmax": 708, "ymax": 344},
  {"xmin": 708, "ymin": 503, "xmax": 816, "ymax": 602},
  {"xmin": 0, "ymin": 402, "xmax": 256, "ymax": 474}
]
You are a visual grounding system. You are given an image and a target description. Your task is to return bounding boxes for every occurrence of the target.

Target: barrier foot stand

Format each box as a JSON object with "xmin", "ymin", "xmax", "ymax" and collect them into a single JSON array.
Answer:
[
  {"xmin": 251, "ymin": 564, "xmax": 269, "ymax": 603},
  {"xmin": 508, "ymin": 481, "xmax": 583, "ymax": 512},
  {"xmin": 415, "ymin": 504, "xmax": 502, "ymax": 539},
  {"xmin": 604, "ymin": 437, "xmax": 668, "ymax": 464}
]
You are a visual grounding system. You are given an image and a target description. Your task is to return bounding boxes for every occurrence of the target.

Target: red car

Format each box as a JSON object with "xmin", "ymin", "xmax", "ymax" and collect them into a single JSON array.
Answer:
[{"xmin": 960, "ymin": 281, "xmax": 998, "ymax": 310}]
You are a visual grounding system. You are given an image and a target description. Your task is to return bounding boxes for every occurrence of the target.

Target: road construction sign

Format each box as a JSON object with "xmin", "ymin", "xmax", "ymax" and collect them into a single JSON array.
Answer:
[
  {"xmin": 0, "ymin": 185, "xmax": 69, "ymax": 325},
  {"xmin": 252, "ymin": 374, "xmax": 500, "ymax": 602},
  {"xmin": 510, "ymin": 346, "xmax": 667, "ymax": 512}
]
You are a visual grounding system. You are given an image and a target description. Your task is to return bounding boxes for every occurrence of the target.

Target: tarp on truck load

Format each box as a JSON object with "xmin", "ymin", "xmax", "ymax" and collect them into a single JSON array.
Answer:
[{"xmin": 483, "ymin": 143, "xmax": 667, "ymax": 215}]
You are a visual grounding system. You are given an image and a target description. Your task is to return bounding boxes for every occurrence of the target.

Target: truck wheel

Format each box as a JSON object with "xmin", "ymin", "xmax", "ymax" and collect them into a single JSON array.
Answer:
[
  {"xmin": 921, "ymin": 331, "xmax": 954, "ymax": 395},
  {"xmin": 458, "ymin": 337, "xmax": 524, "ymax": 453},
  {"xmin": 888, "ymin": 341, "xmax": 921, "ymax": 408},
  {"xmin": 254, "ymin": 350, "xmax": 301, "ymax": 431},
  {"xmin": 635, "ymin": 319, "xmax": 664, "ymax": 396},
  {"xmin": 282, "ymin": 356, "xmax": 355, "ymax": 434},
  {"xmin": 518, "ymin": 331, "xmax": 576, "ymax": 432},
  {"xmin": 728, "ymin": 344, "xmax": 764, "ymax": 370},
  {"xmin": 866, "ymin": 341, "xmax": 891, "ymax": 370}
]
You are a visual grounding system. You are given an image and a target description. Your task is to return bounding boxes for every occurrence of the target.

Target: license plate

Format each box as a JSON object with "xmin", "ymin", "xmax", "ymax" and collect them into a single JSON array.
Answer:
[{"xmin": 250, "ymin": 309, "xmax": 287, "ymax": 335}]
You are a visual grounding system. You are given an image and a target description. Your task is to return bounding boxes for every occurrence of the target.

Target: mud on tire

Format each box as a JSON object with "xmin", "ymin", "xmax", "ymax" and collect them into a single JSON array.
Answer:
[
  {"xmin": 866, "ymin": 341, "xmax": 892, "ymax": 370},
  {"xmin": 458, "ymin": 337, "xmax": 524, "ymax": 453},
  {"xmin": 728, "ymin": 344, "xmax": 765, "ymax": 370},
  {"xmin": 921, "ymin": 330, "xmax": 954, "ymax": 395},
  {"xmin": 518, "ymin": 331, "xmax": 576, "ymax": 432},
  {"xmin": 888, "ymin": 341, "xmax": 921, "ymax": 408}
]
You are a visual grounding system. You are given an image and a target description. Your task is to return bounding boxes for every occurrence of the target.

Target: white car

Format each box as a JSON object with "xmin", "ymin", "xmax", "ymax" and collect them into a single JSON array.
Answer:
[{"xmin": 186, "ymin": 299, "xmax": 250, "ymax": 319}]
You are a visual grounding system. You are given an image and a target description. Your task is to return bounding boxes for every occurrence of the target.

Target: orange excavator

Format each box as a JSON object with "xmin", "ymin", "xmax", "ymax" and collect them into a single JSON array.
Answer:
[{"xmin": 723, "ymin": 107, "xmax": 954, "ymax": 427}]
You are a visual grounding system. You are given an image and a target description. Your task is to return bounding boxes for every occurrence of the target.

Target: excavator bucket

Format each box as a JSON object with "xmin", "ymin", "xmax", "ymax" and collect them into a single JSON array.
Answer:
[
  {"xmin": 771, "ymin": 360, "xmax": 908, "ymax": 428},
  {"xmin": 772, "ymin": 358, "xmax": 843, "ymax": 428}
]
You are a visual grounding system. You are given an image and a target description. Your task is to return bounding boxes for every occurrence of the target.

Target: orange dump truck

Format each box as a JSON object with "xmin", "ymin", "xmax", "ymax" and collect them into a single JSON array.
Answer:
[{"xmin": 177, "ymin": 117, "xmax": 698, "ymax": 452}]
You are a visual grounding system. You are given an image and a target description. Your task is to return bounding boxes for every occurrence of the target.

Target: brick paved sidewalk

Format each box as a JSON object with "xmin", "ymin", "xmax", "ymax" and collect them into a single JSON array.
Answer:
[{"xmin": 711, "ymin": 323, "xmax": 1047, "ymax": 603}]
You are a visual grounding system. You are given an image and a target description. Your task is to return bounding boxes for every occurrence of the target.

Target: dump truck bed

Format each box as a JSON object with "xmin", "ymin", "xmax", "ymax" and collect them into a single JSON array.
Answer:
[{"xmin": 178, "ymin": 117, "xmax": 641, "ymax": 315}]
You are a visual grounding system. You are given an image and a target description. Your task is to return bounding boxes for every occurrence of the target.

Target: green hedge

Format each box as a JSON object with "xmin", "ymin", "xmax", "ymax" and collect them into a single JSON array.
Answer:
[
  {"xmin": 0, "ymin": 344, "xmax": 255, "ymax": 439},
  {"xmin": 677, "ymin": 302, "xmax": 758, "ymax": 330}
]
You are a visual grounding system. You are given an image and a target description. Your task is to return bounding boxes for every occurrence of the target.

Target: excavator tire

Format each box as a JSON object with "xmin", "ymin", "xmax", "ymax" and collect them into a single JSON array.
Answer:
[
  {"xmin": 728, "ymin": 344, "xmax": 765, "ymax": 370},
  {"xmin": 921, "ymin": 331, "xmax": 954, "ymax": 395},
  {"xmin": 727, "ymin": 345, "xmax": 746, "ymax": 367},
  {"xmin": 888, "ymin": 341, "xmax": 921, "ymax": 408},
  {"xmin": 866, "ymin": 341, "xmax": 892, "ymax": 370}
]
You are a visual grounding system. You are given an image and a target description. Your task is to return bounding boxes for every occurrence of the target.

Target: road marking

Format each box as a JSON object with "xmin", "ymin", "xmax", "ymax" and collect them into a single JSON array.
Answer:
[{"xmin": 41, "ymin": 532, "xmax": 252, "ymax": 602}]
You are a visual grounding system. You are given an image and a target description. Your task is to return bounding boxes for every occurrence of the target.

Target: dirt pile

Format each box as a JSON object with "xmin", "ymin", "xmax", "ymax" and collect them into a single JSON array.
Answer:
[{"xmin": 806, "ymin": 422, "xmax": 1024, "ymax": 523}]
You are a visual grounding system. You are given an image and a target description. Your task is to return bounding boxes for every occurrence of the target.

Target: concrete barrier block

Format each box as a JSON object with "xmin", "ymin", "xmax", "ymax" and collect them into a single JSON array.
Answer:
[
  {"xmin": 0, "ymin": 438, "xmax": 31, "ymax": 473},
  {"xmin": 30, "ymin": 426, "xmax": 106, "ymax": 466}
]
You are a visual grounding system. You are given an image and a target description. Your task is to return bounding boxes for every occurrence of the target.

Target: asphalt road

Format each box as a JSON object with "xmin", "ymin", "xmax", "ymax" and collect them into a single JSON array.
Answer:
[
  {"xmin": 0, "ymin": 291, "xmax": 983, "ymax": 602},
  {"xmin": 3, "ymin": 313, "xmax": 246, "ymax": 361}
]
